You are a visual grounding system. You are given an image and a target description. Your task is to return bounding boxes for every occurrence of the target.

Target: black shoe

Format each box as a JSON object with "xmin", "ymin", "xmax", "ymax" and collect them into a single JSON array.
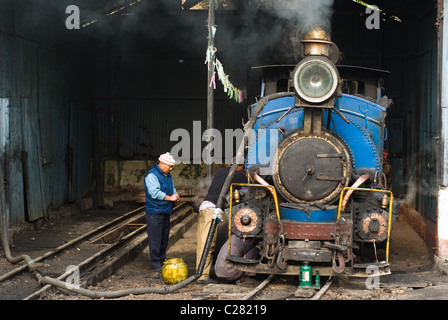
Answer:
[
  {"xmin": 198, "ymin": 277, "xmax": 220, "ymax": 284},
  {"xmin": 151, "ymin": 270, "xmax": 162, "ymax": 279}
]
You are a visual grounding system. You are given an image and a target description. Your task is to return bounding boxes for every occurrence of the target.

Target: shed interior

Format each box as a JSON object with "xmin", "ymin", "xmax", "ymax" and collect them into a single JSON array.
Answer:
[{"xmin": 0, "ymin": 0, "xmax": 441, "ymax": 249}]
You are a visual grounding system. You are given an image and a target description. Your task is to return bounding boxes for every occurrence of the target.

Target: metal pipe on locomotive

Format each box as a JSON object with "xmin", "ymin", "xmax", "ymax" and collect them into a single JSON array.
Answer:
[{"xmin": 223, "ymin": 27, "xmax": 399, "ymax": 279}]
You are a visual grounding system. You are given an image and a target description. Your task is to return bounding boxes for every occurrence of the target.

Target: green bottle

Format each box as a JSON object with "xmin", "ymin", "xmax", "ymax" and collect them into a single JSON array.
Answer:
[{"xmin": 315, "ymin": 269, "xmax": 321, "ymax": 287}]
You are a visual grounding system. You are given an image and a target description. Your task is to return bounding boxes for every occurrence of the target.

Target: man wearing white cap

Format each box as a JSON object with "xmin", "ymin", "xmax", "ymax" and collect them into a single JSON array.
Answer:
[{"xmin": 144, "ymin": 152, "xmax": 179, "ymax": 271}]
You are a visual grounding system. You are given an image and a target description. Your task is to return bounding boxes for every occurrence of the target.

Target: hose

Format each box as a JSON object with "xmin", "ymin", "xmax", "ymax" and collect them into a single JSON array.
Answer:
[
  {"xmin": 197, "ymin": 213, "xmax": 220, "ymax": 276},
  {"xmin": 0, "ymin": 155, "xmax": 39, "ymax": 270},
  {"xmin": 252, "ymin": 171, "xmax": 275, "ymax": 198},
  {"xmin": 340, "ymin": 173, "xmax": 371, "ymax": 211},
  {"xmin": 1, "ymin": 216, "xmax": 36, "ymax": 267},
  {"xmin": 34, "ymin": 211, "xmax": 222, "ymax": 299},
  {"xmin": 34, "ymin": 270, "xmax": 199, "ymax": 298}
]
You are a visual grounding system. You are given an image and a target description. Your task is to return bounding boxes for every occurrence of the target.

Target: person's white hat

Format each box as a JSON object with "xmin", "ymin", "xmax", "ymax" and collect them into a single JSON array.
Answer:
[{"xmin": 158, "ymin": 152, "xmax": 175, "ymax": 166}]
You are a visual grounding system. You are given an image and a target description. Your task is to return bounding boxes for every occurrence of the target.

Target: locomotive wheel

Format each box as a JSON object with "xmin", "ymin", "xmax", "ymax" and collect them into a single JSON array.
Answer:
[{"xmin": 273, "ymin": 130, "xmax": 352, "ymax": 204}]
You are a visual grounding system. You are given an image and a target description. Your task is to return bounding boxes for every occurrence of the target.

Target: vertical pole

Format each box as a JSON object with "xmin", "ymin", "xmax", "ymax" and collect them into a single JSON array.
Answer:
[
  {"xmin": 206, "ymin": 0, "xmax": 216, "ymax": 178},
  {"xmin": 0, "ymin": 99, "xmax": 9, "ymax": 230},
  {"xmin": 438, "ymin": 0, "xmax": 448, "ymax": 259},
  {"xmin": 92, "ymin": 102, "xmax": 105, "ymax": 209}
]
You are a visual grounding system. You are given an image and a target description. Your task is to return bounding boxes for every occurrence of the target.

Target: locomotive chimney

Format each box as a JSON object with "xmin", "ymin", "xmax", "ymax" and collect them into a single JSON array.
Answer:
[{"xmin": 301, "ymin": 27, "xmax": 334, "ymax": 57}]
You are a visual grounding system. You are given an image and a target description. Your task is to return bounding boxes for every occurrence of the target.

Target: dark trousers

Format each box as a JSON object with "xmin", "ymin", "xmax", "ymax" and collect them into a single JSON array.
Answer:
[{"xmin": 145, "ymin": 213, "xmax": 171, "ymax": 270}]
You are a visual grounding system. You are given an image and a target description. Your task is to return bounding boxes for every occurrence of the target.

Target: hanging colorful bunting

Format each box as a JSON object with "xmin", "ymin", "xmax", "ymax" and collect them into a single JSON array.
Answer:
[
  {"xmin": 205, "ymin": 45, "xmax": 244, "ymax": 103},
  {"xmin": 351, "ymin": 0, "xmax": 402, "ymax": 23}
]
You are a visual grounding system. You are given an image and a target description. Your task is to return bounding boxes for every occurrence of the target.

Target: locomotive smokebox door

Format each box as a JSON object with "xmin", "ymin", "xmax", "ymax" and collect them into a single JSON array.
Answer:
[{"xmin": 274, "ymin": 130, "xmax": 352, "ymax": 205}]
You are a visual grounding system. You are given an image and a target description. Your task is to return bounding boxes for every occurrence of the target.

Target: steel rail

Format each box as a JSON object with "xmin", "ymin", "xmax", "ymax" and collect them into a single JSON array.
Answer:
[
  {"xmin": 238, "ymin": 276, "xmax": 332, "ymax": 301},
  {"xmin": 23, "ymin": 202, "xmax": 194, "ymax": 300},
  {"xmin": 0, "ymin": 205, "xmax": 147, "ymax": 283},
  {"xmin": 25, "ymin": 224, "xmax": 149, "ymax": 300}
]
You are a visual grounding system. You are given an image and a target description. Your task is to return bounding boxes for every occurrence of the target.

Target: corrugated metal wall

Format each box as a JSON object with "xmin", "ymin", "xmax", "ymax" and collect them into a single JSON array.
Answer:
[
  {"xmin": 0, "ymin": 1, "xmax": 92, "ymax": 223},
  {"xmin": 36, "ymin": 47, "xmax": 92, "ymax": 209},
  {"xmin": 92, "ymin": 54, "xmax": 247, "ymax": 161},
  {"xmin": 400, "ymin": 7, "xmax": 439, "ymax": 221}
]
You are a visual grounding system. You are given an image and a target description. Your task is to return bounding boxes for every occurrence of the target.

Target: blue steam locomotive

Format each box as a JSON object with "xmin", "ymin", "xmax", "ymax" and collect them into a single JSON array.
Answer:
[{"xmin": 224, "ymin": 28, "xmax": 399, "ymax": 281}]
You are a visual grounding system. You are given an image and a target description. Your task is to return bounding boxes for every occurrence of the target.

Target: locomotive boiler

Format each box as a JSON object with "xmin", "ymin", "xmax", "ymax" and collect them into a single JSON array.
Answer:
[{"xmin": 223, "ymin": 28, "xmax": 399, "ymax": 280}]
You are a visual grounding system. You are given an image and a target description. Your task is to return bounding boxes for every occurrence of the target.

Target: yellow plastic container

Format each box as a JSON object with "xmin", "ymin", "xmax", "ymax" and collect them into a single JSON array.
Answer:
[{"xmin": 161, "ymin": 257, "xmax": 188, "ymax": 284}]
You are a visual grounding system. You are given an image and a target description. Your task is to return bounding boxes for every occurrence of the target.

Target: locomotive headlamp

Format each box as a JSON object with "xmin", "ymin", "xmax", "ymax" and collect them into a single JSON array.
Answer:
[{"xmin": 293, "ymin": 56, "xmax": 339, "ymax": 104}]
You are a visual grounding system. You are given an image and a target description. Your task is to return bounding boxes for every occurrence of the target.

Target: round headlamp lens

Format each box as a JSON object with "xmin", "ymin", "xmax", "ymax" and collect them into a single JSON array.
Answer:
[
  {"xmin": 298, "ymin": 63, "xmax": 333, "ymax": 99},
  {"xmin": 293, "ymin": 57, "xmax": 339, "ymax": 104}
]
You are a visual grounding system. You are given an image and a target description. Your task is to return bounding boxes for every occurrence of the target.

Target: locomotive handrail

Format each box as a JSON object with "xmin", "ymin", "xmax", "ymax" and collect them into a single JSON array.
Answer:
[
  {"xmin": 337, "ymin": 187, "xmax": 394, "ymax": 262},
  {"xmin": 228, "ymin": 183, "xmax": 281, "ymax": 253}
]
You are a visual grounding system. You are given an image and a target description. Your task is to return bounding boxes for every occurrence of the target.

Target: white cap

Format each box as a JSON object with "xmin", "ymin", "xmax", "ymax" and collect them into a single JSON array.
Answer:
[{"xmin": 158, "ymin": 152, "xmax": 175, "ymax": 166}]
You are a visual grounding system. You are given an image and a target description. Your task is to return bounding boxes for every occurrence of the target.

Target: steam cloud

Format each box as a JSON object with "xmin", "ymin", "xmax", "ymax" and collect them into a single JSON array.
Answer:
[
  {"xmin": 214, "ymin": 0, "xmax": 336, "ymax": 87},
  {"xmin": 271, "ymin": 0, "xmax": 335, "ymax": 33},
  {"xmin": 259, "ymin": 0, "xmax": 335, "ymax": 62}
]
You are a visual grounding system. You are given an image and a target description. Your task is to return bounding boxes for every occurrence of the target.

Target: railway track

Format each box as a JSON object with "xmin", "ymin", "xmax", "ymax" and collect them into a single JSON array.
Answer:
[
  {"xmin": 193, "ymin": 275, "xmax": 333, "ymax": 301},
  {"xmin": 0, "ymin": 202, "xmax": 195, "ymax": 300}
]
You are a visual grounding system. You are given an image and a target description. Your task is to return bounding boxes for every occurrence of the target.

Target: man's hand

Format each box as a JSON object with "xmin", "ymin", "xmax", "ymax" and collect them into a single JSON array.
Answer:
[{"xmin": 165, "ymin": 194, "xmax": 180, "ymax": 201}]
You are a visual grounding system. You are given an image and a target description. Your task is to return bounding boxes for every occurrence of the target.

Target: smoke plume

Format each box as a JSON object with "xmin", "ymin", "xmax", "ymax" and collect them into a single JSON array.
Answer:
[
  {"xmin": 265, "ymin": 0, "xmax": 335, "ymax": 62},
  {"xmin": 270, "ymin": 0, "xmax": 335, "ymax": 34},
  {"xmin": 213, "ymin": 0, "xmax": 335, "ymax": 84}
]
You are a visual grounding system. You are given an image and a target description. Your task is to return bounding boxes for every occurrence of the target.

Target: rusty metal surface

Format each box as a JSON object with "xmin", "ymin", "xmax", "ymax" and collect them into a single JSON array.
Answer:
[
  {"xmin": 21, "ymin": 98, "xmax": 46, "ymax": 221},
  {"xmin": 233, "ymin": 208, "xmax": 259, "ymax": 234},
  {"xmin": 282, "ymin": 247, "xmax": 332, "ymax": 262},
  {"xmin": 283, "ymin": 222, "xmax": 335, "ymax": 240}
]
